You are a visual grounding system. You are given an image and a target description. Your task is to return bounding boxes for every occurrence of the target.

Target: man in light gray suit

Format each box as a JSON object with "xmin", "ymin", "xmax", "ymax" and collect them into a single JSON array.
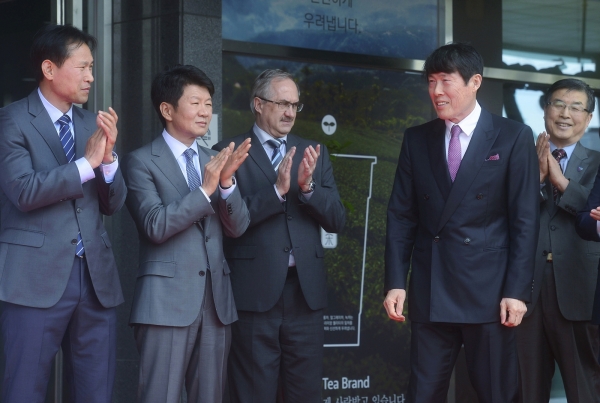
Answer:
[
  {"xmin": 0, "ymin": 25, "xmax": 126, "ymax": 402},
  {"xmin": 123, "ymin": 65, "xmax": 251, "ymax": 403},
  {"xmin": 517, "ymin": 78, "xmax": 600, "ymax": 402}
]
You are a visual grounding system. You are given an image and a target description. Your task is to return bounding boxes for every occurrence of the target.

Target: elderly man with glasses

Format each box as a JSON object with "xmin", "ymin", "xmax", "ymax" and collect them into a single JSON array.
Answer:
[
  {"xmin": 213, "ymin": 69, "xmax": 345, "ymax": 403},
  {"xmin": 517, "ymin": 78, "xmax": 600, "ymax": 403}
]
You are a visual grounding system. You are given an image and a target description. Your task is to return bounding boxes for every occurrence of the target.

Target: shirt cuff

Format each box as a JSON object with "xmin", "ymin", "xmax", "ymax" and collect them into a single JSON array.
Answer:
[
  {"xmin": 273, "ymin": 184, "xmax": 286, "ymax": 202},
  {"xmin": 219, "ymin": 181, "xmax": 236, "ymax": 200},
  {"xmin": 75, "ymin": 158, "xmax": 95, "ymax": 184},
  {"xmin": 299, "ymin": 190, "xmax": 314, "ymax": 202},
  {"xmin": 99, "ymin": 152, "xmax": 119, "ymax": 183},
  {"xmin": 596, "ymin": 220, "xmax": 600, "ymax": 237}
]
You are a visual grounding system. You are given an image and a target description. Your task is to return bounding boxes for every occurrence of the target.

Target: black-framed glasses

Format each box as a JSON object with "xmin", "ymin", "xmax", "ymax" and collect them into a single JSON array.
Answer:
[
  {"xmin": 547, "ymin": 100, "xmax": 589, "ymax": 115},
  {"xmin": 257, "ymin": 97, "xmax": 303, "ymax": 112}
]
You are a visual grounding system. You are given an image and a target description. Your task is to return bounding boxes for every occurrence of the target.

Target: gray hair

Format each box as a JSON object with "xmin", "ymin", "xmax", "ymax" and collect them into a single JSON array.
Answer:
[{"xmin": 250, "ymin": 69, "xmax": 300, "ymax": 116}]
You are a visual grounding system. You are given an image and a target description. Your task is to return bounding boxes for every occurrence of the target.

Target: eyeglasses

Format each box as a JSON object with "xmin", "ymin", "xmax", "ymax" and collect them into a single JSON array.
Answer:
[
  {"xmin": 257, "ymin": 97, "xmax": 303, "ymax": 112},
  {"xmin": 547, "ymin": 100, "xmax": 589, "ymax": 115}
]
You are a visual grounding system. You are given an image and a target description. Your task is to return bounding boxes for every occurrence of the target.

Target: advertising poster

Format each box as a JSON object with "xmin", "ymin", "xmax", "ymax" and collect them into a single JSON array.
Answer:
[
  {"xmin": 223, "ymin": 0, "xmax": 438, "ymax": 60},
  {"xmin": 222, "ymin": 53, "xmax": 434, "ymax": 401}
]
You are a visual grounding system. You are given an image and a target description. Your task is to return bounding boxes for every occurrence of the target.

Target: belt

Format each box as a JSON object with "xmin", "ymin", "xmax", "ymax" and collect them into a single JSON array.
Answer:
[{"xmin": 546, "ymin": 252, "xmax": 553, "ymax": 262}]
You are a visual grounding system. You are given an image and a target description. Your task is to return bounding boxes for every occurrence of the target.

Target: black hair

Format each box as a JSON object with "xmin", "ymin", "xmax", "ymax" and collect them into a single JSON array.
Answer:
[
  {"xmin": 150, "ymin": 65, "xmax": 215, "ymax": 128},
  {"xmin": 544, "ymin": 78, "xmax": 596, "ymax": 114},
  {"xmin": 31, "ymin": 24, "xmax": 97, "ymax": 83},
  {"xmin": 423, "ymin": 42, "xmax": 484, "ymax": 84}
]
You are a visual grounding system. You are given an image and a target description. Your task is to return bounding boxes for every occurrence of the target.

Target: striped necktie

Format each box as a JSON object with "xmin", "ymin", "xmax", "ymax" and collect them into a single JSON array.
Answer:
[
  {"xmin": 56, "ymin": 114, "xmax": 84, "ymax": 257},
  {"xmin": 266, "ymin": 139, "xmax": 284, "ymax": 170},
  {"xmin": 183, "ymin": 148, "xmax": 202, "ymax": 191}
]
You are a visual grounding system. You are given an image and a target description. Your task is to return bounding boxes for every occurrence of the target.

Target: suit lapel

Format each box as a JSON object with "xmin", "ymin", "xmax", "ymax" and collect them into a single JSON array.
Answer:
[
  {"xmin": 151, "ymin": 135, "xmax": 190, "ymax": 197},
  {"xmin": 72, "ymin": 107, "xmax": 91, "ymax": 160},
  {"xmin": 197, "ymin": 145, "xmax": 214, "ymax": 233},
  {"xmin": 427, "ymin": 119, "xmax": 451, "ymax": 201},
  {"xmin": 436, "ymin": 109, "xmax": 498, "ymax": 233},
  {"xmin": 28, "ymin": 91, "xmax": 68, "ymax": 165},
  {"xmin": 247, "ymin": 130, "xmax": 278, "ymax": 183}
]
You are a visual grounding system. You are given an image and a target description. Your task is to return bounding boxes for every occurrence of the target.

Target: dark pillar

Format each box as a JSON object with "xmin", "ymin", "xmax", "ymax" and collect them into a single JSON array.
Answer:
[{"xmin": 110, "ymin": 1, "xmax": 222, "ymax": 401}]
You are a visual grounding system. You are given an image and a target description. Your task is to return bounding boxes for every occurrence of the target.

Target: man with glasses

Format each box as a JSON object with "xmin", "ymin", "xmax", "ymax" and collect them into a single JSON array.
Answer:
[
  {"xmin": 518, "ymin": 78, "xmax": 600, "ymax": 402},
  {"xmin": 214, "ymin": 69, "xmax": 345, "ymax": 402}
]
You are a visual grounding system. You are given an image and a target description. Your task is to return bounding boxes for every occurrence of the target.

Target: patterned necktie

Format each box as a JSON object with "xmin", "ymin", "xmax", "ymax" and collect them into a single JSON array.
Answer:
[
  {"xmin": 266, "ymin": 139, "xmax": 284, "ymax": 170},
  {"xmin": 552, "ymin": 148, "xmax": 567, "ymax": 201},
  {"xmin": 183, "ymin": 148, "xmax": 202, "ymax": 191},
  {"xmin": 448, "ymin": 124, "xmax": 462, "ymax": 182},
  {"xmin": 57, "ymin": 114, "xmax": 84, "ymax": 257}
]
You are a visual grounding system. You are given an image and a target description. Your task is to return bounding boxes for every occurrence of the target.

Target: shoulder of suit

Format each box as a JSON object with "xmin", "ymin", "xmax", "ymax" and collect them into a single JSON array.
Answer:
[
  {"xmin": 198, "ymin": 145, "xmax": 217, "ymax": 157},
  {"xmin": 213, "ymin": 130, "xmax": 250, "ymax": 150}
]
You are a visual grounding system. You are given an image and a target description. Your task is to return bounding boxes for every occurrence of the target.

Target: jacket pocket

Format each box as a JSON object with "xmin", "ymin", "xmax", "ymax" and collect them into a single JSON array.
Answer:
[
  {"xmin": 0, "ymin": 228, "xmax": 45, "ymax": 248},
  {"xmin": 100, "ymin": 232, "xmax": 112, "ymax": 248},
  {"xmin": 137, "ymin": 261, "xmax": 176, "ymax": 278}
]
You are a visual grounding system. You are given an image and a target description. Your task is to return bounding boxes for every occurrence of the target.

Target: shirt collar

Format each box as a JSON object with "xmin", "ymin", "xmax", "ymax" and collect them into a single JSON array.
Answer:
[
  {"xmin": 444, "ymin": 101, "xmax": 482, "ymax": 138},
  {"xmin": 38, "ymin": 88, "xmax": 73, "ymax": 124},
  {"xmin": 253, "ymin": 123, "xmax": 287, "ymax": 145},
  {"xmin": 162, "ymin": 129, "xmax": 199, "ymax": 159}
]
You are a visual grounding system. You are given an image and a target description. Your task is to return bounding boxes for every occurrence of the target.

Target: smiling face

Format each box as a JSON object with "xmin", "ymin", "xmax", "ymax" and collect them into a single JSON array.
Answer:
[
  {"xmin": 544, "ymin": 88, "xmax": 593, "ymax": 148},
  {"xmin": 254, "ymin": 78, "xmax": 298, "ymax": 138},
  {"xmin": 39, "ymin": 42, "xmax": 94, "ymax": 113},
  {"xmin": 161, "ymin": 84, "xmax": 212, "ymax": 147},
  {"xmin": 428, "ymin": 71, "xmax": 481, "ymax": 123}
]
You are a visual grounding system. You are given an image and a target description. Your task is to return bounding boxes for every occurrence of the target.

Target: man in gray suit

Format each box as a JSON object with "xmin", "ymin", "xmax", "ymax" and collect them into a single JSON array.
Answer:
[
  {"xmin": 517, "ymin": 78, "xmax": 600, "ymax": 402},
  {"xmin": 214, "ymin": 69, "xmax": 345, "ymax": 402},
  {"xmin": 0, "ymin": 25, "xmax": 126, "ymax": 402},
  {"xmin": 123, "ymin": 65, "xmax": 251, "ymax": 403}
]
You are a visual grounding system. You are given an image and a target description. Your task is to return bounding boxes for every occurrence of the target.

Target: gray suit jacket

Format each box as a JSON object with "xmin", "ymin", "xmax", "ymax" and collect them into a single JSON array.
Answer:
[
  {"xmin": 214, "ymin": 130, "xmax": 345, "ymax": 312},
  {"xmin": 529, "ymin": 142, "xmax": 600, "ymax": 320},
  {"xmin": 123, "ymin": 135, "xmax": 249, "ymax": 327},
  {"xmin": 0, "ymin": 90, "xmax": 127, "ymax": 308}
]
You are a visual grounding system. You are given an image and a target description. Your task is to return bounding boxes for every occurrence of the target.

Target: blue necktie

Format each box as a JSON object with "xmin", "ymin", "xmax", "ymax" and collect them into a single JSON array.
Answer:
[
  {"xmin": 183, "ymin": 148, "xmax": 202, "ymax": 191},
  {"xmin": 56, "ymin": 114, "xmax": 84, "ymax": 257},
  {"xmin": 266, "ymin": 139, "xmax": 284, "ymax": 170}
]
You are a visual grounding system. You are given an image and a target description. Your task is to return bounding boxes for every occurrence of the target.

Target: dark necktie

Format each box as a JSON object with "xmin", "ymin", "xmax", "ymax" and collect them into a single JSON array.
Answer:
[
  {"xmin": 448, "ymin": 125, "xmax": 462, "ymax": 182},
  {"xmin": 56, "ymin": 114, "xmax": 84, "ymax": 257},
  {"xmin": 183, "ymin": 148, "xmax": 202, "ymax": 191},
  {"xmin": 552, "ymin": 148, "xmax": 567, "ymax": 201},
  {"xmin": 266, "ymin": 139, "xmax": 284, "ymax": 170}
]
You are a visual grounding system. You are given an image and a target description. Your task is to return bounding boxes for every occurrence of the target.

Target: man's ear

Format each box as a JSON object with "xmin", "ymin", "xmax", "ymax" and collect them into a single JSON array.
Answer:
[
  {"xmin": 470, "ymin": 74, "xmax": 482, "ymax": 92},
  {"xmin": 160, "ymin": 102, "xmax": 174, "ymax": 122},
  {"xmin": 253, "ymin": 97, "xmax": 263, "ymax": 115},
  {"xmin": 41, "ymin": 60, "xmax": 54, "ymax": 81}
]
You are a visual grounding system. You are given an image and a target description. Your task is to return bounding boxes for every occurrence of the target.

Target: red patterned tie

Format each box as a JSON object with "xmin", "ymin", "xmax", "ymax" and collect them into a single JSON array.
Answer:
[
  {"xmin": 448, "ymin": 125, "xmax": 462, "ymax": 182},
  {"xmin": 552, "ymin": 148, "xmax": 566, "ymax": 201}
]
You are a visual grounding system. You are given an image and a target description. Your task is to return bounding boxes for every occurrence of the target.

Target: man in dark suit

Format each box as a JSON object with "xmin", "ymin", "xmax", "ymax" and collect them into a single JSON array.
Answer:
[
  {"xmin": 383, "ymin": 43, "xmax": 539, "ymax": 403},
  {"xmin": 214, "ymin": 69, "xmax": 345, "ymax": 402},
  {"xmin": 123, "ymin": 65, "xmax": 251, "ymax": 403},
  {"xmin": 0, "ymin": 25, "xmax": 126, "ymax": 402},
  {"xmin": 518, "ymin": 78, "xmax": 600, "ymax": 402}
]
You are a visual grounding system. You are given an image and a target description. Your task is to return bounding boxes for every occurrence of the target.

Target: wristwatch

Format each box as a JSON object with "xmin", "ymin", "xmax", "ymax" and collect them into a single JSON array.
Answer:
[{"xmin": 300, "ymin": 180, "xmax": 315, "ymax": 194}]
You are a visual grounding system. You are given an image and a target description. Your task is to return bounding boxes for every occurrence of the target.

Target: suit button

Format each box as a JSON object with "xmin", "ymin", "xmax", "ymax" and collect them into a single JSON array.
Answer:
[
  {"xmin": 542, "ymin": 250, "xmax": 548, "ymax": 256},
  {"xmin": 464, "ymin": 238, "xmax": 470, "ymax": 244},
  {"xmin": 199, "ymin": 271, "xmax": 206, "ymax": 276},
  {"xmin": 550, "ymin": 225, "xmax": 556, "ymax": 231},
  {"xmin": 71, "ymin": 239, "xmax": 77, "ymax": 245},
  {"xmin": 284, "ymin": 247, "xmax": 290, "ymax": 252},
  {"xmin": 423, "ymin": 194, "xmax": 429, "ymax": 200},
  {"xmin": 76, "ymin": 207, "xmax": 82, "ymax": 213},
  {"xmin": 476, "ymin": 193, "xmax": 483, "ymax": 200},
  {"xmin": 433, "ymin": 236, "xmax": 439, "ymax": 243},
  {"xmin": 288, "ymin": 215, "xmax": 292, "ymax": 220},
  {"xmin": 205, "ymin": 236, "xmax": 210, "ymax": 242}
]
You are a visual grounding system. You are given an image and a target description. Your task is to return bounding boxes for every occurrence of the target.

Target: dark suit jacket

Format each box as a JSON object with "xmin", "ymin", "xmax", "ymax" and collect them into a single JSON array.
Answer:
[
  {"xmin": 575, "ymin": 159, "xmax": 600, "ymax": 325},
  {"xmin": 385, "ymin": 108, "xmax": 539, "ymax": 324},
  {"xmin": 530, "ymin": 142, "xmax": 600, "ymax": 321},
  {"xmin": 213, "ymin": 130, "xmax": 345, "ymax": 312},
  {"xmin": 0, "ymin": 90, "xmax": 127, "ymax": 308},
  {"xmin": 123, "ymin": 135, "xmax": 250, "ymax": 327}
]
